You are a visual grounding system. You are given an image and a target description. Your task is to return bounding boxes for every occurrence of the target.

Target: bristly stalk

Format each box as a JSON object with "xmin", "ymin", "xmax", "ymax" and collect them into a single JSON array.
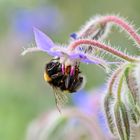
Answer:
[
  {"xmin": 72, "ymin": 15, "xmax": 140, "ymax": 57},
  {"xmin": 117, "ymin": 73, "xmax": 124, "ymax": 101},
  {"xmin": 68, "ymin": 39, "xmax": 139, "ymax": 62},
  {"xmin": 95, "ymin": 15, "xmax": 140, "ymax": 46},
  {"xmin": 108, "ymin": 65, "xmax": 125, "ymax": 94}
]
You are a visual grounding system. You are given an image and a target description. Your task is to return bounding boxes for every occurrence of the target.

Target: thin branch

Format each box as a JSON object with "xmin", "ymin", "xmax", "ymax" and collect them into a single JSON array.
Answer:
[
  {"xmin": 68, "ymin": 39, "xmax": 139, "ymax": 62},
  {"xmin": 99, "ymin": 15, "xmax": 140, "ymax": 46}
]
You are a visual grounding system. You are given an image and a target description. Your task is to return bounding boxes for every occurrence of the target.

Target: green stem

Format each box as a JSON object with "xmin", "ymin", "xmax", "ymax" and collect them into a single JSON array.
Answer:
[
  {"xmin": 108, "ymin": 63, "xmax": 128, "ymax": 94},
  {"xmin": 108, "ymin": 67, "xmax": 123, "ymax": 94},
  {"xmin": 117, "ymin": 74, "xmax": 124, "ymax": 101}
]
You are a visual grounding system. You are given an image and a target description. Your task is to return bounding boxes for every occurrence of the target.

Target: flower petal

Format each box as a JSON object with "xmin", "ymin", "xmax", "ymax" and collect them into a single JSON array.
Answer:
[
  {"xmin": 34, "ymin": 27, "xmax": 54, "ymax": 52},
  {"xmin": 69, "ymin": 52, "xmax": 110, "ymax": 72},
  {"xmin": 70, "ymin": 33, "xmax": 77, "ymax": 40},
  {"xmin": 82, "ymin": 55, "xmax": 111, "ymax": 72},
  {"xmin": 69, "ymin": 52, "xmax": 99, "ymax": 64}
]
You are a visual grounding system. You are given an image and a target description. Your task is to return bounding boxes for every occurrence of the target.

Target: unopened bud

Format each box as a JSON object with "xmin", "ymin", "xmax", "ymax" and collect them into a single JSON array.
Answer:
[
  {"xmin": 114, "ymin": 101, "xmax": 130, "ymax": 140},
  {"xmin": 124, "ymin": 65, "xmax": 139, "ymax": 104},
  {"xmin": 124, "ymin": 64, "xmax": 140, "ymax": 125},
  {"xmin": 104, "ymin": 93, "xmax": 117, "ymax": 136},
  {"xmin": 77, "ymin": 16, "xmax": 110, "ymax": 40}
]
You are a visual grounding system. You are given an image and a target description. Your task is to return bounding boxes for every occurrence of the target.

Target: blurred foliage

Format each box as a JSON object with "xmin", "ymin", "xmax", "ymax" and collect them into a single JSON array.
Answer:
[{"xmin": 1, "ymin": 0, "xmax": 140, "ymax": 140}]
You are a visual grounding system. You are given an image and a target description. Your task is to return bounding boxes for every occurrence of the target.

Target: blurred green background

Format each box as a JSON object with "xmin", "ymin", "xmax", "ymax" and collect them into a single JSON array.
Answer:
[{"xmin": 1, "ymin": 0, "xmax": 140, "ymax": 139}]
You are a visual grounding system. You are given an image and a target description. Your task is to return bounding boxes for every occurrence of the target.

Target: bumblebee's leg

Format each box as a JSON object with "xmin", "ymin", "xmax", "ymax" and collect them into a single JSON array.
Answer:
[
  {"xmin": 50, "ymin": 73, "xmax": 67, "ymax": 91},
  {"xmin": 65, "ymin": 74, "xmax": 71, "ymax": 89},
  {"xmin": 51, "ymin": 72, "xmax": 63, "ymax": 79},
  {"xmin": 59, "ymin": 75, "xmax": 67, "ymax": 91},
  {"xmin": 69, "ymin": 76, "xmax": 84, "ymax": 93},
  {"xmin": 50, "ymin": 72, "xmax": 64, "ymax": 87},
  {"xmin": 68, "ymin": 79, "xmax": 77, "ymax": 93}
]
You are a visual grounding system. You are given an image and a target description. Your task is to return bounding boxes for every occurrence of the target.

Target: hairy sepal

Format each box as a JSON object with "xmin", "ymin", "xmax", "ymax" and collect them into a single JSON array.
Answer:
[{"xmin": 114, "ymin": 101, "xmax": 131, "ymax": 140}]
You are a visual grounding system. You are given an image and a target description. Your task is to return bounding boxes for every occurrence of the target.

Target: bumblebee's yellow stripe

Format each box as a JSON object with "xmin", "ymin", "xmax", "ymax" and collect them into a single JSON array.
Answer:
[
  {"xmin": 44, "ymin": 72, "xmax": 52, "ymax": 82},
  {"xmin": 63, "ymin": 90, "xmax": 70, "ymax": 94}
]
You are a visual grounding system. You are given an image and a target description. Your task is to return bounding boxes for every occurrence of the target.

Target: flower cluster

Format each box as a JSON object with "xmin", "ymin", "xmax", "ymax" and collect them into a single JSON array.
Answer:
[{"xmin": 23, "ymin": 15, "xmax": 140, "ymax": 140}]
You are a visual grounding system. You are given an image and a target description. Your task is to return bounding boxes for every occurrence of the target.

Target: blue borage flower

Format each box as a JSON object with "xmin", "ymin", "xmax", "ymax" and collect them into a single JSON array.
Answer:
[
  {"xmin": 22, "ymin": 27, "xmax": 121, "ymax": 111},
  {"xmin": 22, "ymin": 28, "xmax": 119, "ymax": 73}
]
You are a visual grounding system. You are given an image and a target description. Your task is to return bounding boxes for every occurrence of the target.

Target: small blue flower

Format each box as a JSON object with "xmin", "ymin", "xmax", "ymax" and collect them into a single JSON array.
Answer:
[
  {"xmin": 22, "ymin": 28, "xmax": 111, "ymax": 72},
  {"xmin": 70, "ymin": 33, "xmax": 77, "ymax": 40}
]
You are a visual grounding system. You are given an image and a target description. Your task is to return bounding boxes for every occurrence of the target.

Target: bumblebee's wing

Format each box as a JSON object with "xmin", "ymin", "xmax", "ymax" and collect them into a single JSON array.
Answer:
[{"xmin": 53, "ymin": 87, "xmax": 68, "ymax": 113}]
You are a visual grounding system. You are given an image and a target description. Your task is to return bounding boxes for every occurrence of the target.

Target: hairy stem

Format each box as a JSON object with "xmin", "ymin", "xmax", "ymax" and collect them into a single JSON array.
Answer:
[
  {"xmin": 117, "ymin": 74, "xmax": 124, "ymax": 101},
  {"xmin": 108, "ymin": 67, "xmax": 124, "ymax": 94},
  {"xmin": 99, "ymin": 15, "xmax": 140, "ymax": 45},
  {"xmin": 108, "ymin": 63, "xmax": 130, "ymax": 94},
  {"xmin": 68, "ymin": 39, "xmax": 138, "ymax": 62}
]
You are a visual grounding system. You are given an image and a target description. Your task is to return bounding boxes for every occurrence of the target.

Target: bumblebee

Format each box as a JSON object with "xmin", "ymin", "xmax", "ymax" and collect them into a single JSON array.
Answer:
[{"xmin": 44, "ymin": 58, "xmax": 84, "ymax": 110}]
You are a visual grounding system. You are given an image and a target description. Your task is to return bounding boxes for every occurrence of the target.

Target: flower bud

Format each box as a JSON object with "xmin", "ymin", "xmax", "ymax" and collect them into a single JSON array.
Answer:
[
  {"xmin": 125, "ymin": 90, "xmax": 140, "ymax": 124},
  {"xmin": 104, "ymin": 93, "xmax": 117, "ymax": 136},
  {"xmin": 124, "ymin": 64, "xmax": 140, "ymax": 125},
  {"xmin": 77, "ymin": 16, "xmax": 111, "ymax": 41},
  {"xmin": 124, "ymin": 65, "xmax": 139, "ymax": 104},
  {"xmin": 114, "ymin": 101, "xmax": 130, "ymax": 140}
]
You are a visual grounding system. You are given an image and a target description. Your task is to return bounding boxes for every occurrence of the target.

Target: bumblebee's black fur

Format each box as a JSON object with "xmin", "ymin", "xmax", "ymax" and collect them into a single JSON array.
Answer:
[{"xmin": 45, "ymin": 59, "xmax": 83, "ymax": 93}]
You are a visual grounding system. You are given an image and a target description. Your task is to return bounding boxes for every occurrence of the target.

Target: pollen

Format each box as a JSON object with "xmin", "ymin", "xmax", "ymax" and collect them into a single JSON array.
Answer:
[{"xmin": 63, "ymin": 90, "xmax": 69, "ymax": 94}]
